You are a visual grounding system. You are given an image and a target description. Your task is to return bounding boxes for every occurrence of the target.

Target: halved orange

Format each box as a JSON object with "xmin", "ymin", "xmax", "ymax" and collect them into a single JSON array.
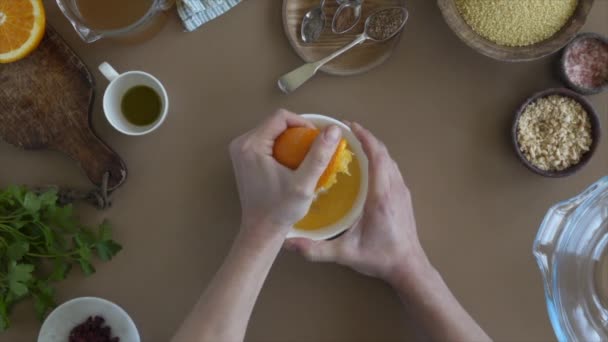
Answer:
[
  {"xmin": 273, "ymin": 127, "xmax": 353, "ymax": 192},
  {"xmin": 0, "ymin": 0, "xmax": 46, "ymax": 63}
]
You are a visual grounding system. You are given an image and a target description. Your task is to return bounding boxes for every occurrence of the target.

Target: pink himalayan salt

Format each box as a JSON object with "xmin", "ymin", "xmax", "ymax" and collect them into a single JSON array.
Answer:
[{"xmin": 564, "ymin": 38, "xmax": 608, "ymax": 89}]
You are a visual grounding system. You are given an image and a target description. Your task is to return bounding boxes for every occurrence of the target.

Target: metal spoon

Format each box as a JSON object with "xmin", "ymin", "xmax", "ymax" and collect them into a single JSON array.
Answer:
[
  {"xmin": 279, "ymin": 7, "xmax": 409, "ymax": 94},
  {"xmin": 332, "ymin": 0, "xmax": 363, "ymax": 34},
  {"xmin": 301, "ymin": 0, "xmax": 326, "ymax": 44}
]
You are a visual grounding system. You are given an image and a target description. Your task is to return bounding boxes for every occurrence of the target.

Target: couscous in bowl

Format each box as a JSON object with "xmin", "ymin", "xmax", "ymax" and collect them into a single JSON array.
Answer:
[{"xmin": 437, "ymin": 0, "xmax": 595, "ymax": 62}]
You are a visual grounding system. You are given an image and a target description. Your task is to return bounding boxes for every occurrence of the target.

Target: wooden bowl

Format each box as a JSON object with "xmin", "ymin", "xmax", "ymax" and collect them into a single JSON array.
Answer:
[
  {"xmin": 560, "ymin": 32, "xmax": 608, "ymax": 95},
  {"xmin": 511, "ymin": 88, "xmax": 601, "ymax": 178},
  {"xmin": 437, "ymin": 0, "xmax": 595, "ymax": 62},
  {"xmin": 282, "ymin": 0, "xmax": 406, "ymax": 76}
]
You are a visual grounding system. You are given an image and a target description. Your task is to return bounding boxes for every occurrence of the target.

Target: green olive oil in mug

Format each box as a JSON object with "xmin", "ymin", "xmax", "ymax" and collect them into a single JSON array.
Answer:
[{"xmin": 121, "ymin": 85, "xmax": 162, "ymax": 126}]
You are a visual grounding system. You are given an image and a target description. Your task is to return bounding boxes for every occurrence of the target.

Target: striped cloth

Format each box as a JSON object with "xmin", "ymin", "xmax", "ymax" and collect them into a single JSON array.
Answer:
[{"xmin": 177, "ymin": 0, "xmax": 243, "ymax": 32}]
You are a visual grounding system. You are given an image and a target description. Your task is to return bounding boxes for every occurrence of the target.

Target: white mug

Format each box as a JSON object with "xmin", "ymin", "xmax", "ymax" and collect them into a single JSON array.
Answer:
[{"xmin": 98, "ymin": 62, "xmax": 169, "ymax": 136}]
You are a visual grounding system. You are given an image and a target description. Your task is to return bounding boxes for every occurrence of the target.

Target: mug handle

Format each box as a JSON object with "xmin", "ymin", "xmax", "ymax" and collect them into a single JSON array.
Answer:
[{"xmin": 98, "ymin": 62, "xmax": 120, "ymax": 82}]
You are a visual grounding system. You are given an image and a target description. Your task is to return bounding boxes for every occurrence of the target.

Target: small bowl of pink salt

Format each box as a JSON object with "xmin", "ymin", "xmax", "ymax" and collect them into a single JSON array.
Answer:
[{"xmin": 561, "ymin": 33, "xmax": 608, "ymax": 95}]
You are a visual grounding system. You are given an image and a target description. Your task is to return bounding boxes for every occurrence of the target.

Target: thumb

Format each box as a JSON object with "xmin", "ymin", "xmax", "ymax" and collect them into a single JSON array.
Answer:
[
  {"xmin": 284, "ymin": 238, "xmax": 339, "ymax": 263},
  {"xmin": 295, "ymin": 126, "xmax": 342, "ymax": 190}
]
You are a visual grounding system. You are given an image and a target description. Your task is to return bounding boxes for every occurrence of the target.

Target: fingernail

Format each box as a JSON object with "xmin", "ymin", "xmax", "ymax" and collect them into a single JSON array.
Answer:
[{"xmin": 325, "ymin": 126, "xmax": 341, "ymax": 143}]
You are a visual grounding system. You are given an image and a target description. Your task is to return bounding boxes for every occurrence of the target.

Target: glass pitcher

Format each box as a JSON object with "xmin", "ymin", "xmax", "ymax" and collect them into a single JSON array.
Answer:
[
  {"xmin": 56, "ymin": 0, "xmax": 173, "ymax": 43},
  {"xmin": 534, "ymin": 176, "xmax": 608, "ymax": 342}
]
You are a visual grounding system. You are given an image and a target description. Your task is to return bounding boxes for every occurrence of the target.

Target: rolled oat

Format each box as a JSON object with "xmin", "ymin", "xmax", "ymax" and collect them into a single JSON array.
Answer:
[{"xmin": 517, "ymin": 95, "xmax": 592, "ymax": 171}]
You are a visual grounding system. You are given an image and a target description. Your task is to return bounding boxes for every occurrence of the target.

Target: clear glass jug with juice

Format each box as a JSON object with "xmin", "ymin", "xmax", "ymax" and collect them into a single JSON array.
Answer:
[{"xmin": 56, "ymin": 0, "xmax": 173, "ymax": 43}]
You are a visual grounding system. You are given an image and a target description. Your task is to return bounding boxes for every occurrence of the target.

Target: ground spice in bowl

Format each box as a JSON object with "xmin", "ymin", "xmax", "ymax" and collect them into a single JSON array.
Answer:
[
  {"xmin": 563, "ymin": 34, "xmax": 608, "ymax": 93},
  {"xmin": 516, "ymin": 94, "xmax": 593, "ymax": 173},
  {"xmin": 455, "ymin": 0, "xmax": 579, "ymax": 47},
  {"xmin": 366, "ymin": 8, "xmax": 405, "ymax": 41}
]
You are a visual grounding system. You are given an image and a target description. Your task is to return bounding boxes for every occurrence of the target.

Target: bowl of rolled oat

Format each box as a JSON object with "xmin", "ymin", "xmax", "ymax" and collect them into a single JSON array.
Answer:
[{"xmin": 512, "ymin": 88, "xmax": 600, "ymax": 177}]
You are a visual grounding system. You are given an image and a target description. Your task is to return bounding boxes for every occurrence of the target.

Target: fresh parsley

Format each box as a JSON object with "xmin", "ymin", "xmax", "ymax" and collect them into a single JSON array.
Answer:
[{"xmin": 0, "ymin": 186, "xmax": 122, "ymax": 331}]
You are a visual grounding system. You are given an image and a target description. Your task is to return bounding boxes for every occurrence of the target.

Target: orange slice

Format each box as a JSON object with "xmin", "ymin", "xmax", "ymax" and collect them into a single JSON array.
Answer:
[
  {"xmin": 0, "ymin": 0, "xmax": 46, "ymax": 63},
  {"xmin": 273, "ymin": 127, "xmax": 353, "ymax": 192}
]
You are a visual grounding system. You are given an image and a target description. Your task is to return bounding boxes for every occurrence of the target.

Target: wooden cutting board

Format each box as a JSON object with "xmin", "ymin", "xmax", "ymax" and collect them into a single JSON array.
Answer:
[{"xmin": 0, "ymin": 26, "xmax": 127, "ymax": 191}]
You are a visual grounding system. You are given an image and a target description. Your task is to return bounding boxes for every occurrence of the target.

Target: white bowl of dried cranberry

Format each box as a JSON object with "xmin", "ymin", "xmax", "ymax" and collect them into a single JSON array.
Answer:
[{"xmin": 38, "ymin": 297, "xmax": 140, "ymax": 342}]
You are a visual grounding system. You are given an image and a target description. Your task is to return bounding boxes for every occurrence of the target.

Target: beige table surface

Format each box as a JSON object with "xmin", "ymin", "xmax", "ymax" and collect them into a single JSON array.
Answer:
[{"xmin": 1, "ymin": 1, "xmax": 608, "ymax": 341}]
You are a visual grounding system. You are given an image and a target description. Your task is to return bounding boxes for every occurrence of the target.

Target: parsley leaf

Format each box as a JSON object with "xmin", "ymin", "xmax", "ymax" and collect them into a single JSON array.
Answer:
[
  {"xmin": 48, "ymin": 258, "xmax": 71, "ymax": 282},
  {"xmin": 7, "ymin": 241, "xmax": 29, "ymax": 261},
  {"xmin": 95, "ymin": 240, "xmax": 122, "ymax": 261},
  {"xmin": 32, "ymin": 281, "xmax": 56, "ymax": 320},
  {"xmin": 7, "ymin": 262, "xmax": 34, "ymax": 297},
  {"xmin": 0, "ymin": 186, "xmax": 122, "ymax": 331},
  {"xmin": 23, "ymin": 192, "xmax": 41, "ymax": 214},
  {"xmin": 78, "ymin": 260, "xmax": 95, "ymax": 276}
]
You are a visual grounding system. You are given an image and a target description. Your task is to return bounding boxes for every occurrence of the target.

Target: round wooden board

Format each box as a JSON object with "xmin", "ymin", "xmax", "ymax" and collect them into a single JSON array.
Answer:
[{"xmin": 283, "ymin": 0, "xmax": 406, "ymax": 76}]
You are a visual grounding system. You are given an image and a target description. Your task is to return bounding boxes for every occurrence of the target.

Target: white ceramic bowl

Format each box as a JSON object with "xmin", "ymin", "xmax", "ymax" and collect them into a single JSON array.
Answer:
[
  {"xmin": 286, "ymin": 114, "xmax": 369, "ymax": 241},
  {"xmin": 38, "ymin": 297, "xmax": 140, "ymax": 342}
]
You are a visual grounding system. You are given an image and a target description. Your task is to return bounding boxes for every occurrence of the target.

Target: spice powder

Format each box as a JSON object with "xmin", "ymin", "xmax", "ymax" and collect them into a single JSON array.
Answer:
[{"xmin": 565, "ymin": 38, "xmax": 608, "ymax": 89}]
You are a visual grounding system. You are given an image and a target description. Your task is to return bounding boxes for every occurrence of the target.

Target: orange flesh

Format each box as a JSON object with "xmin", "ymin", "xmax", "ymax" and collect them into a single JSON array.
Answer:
[
  {"xmin": 296, "ymin": 157, "xmax": 361, "ymax": 230},
  {"xmin": 0, "ymin": 0, "xmax": 45, "ymax": 63},
  {"xmin": 0, "ymin": 1, "xmax": 35, "ymax": 54}
]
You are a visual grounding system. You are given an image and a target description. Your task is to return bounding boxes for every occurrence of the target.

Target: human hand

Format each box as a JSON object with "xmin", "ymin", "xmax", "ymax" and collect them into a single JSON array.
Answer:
[
  {"xmin": 229, "ymin": 109, "xmax": 342, "ymax": 239},
  {"xmin": 284, "ymin": 123, "xmax": 429, "ymax": 284}
]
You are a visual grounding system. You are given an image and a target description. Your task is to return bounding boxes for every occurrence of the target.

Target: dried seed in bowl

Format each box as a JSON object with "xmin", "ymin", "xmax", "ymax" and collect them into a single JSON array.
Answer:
[{"xmin": 517, "ymin": 95, "xmax": 592, "ymax": 171}]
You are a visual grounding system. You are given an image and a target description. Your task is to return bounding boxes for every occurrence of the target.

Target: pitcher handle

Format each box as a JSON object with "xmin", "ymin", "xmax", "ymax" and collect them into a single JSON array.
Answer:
[
  {"xmin": 532, "ymin": 176, "xmax": 608, "ymax": 342},
  {"xmin": 157, "ymin": 0, "xmax": 176, "ymax": 10},
  {"xmin": 533, "ymin": 176, "xmax": 608, "ymax": 289}
]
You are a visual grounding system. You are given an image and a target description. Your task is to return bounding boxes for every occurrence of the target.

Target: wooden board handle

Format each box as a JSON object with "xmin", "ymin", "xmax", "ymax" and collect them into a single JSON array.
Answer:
[{"xmin": 56, "ymin": 131, "xmax": 127, "ymax": 191}]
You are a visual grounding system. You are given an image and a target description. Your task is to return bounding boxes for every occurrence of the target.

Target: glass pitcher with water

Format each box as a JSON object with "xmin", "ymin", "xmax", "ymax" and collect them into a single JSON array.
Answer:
[
  {"xmin": 534, "ymin": 177, "xmax": 608, "ymax": 341},
  {"xmin": 56, "ymin": 0, "xmax": 173, "ymax": 43}
]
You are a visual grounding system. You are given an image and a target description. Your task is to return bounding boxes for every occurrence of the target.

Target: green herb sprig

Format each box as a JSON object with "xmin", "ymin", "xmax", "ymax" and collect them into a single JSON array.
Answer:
[{"xmin": 0, "ymin": 186, "xmax": 122, "ymax": 331}]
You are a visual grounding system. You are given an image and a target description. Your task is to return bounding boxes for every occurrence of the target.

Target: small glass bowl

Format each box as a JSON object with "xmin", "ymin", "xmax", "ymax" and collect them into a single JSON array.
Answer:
[{"xmin": 55, "ymin": 0, "xmax": 173, "ymax": 43}]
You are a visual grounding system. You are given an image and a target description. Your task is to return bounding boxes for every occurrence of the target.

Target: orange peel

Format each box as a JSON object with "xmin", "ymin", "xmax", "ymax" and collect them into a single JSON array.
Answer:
[{"xmin": 273, "ymin": 127, "xmax": 353, "ymax": 192}]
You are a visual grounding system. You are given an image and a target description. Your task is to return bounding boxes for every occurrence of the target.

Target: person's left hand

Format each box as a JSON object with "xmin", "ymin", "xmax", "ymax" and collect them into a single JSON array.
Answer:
[{"xmin": 229, "ymin": 109, "xmax": 342, "ymax": 238}]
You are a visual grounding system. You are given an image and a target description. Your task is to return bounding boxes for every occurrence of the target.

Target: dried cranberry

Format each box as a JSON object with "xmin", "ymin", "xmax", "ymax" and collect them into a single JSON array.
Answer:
[{"xmin": 69, "ymin": 315, "xmax": 120, "ymax": 342}]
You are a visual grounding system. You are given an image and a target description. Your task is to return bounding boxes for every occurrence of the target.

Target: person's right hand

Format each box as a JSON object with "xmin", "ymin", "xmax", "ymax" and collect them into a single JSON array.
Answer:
[
  {"xmin": 229, "ymin": 109, "xmax": 343, "ymax": 240},
  {"xmin": 284, "ymin": 123, "xmax": 430, "ymax": 285}
]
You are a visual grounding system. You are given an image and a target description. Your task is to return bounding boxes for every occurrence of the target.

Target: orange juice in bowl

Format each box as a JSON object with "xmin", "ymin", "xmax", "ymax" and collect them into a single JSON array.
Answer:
[{"xmin": 273, "ymin": 114, "xmax": 368, "ymax": 241}]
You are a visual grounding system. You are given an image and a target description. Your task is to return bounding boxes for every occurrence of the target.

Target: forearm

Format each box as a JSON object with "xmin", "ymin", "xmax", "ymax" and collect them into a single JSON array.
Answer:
[
  {"xmin": 172, "ymin": 225, "xmax": 285, "ymax": 342},
  {"xmin": 389, "ymin": 256, "xmax": 491, "ymax": 342}
]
